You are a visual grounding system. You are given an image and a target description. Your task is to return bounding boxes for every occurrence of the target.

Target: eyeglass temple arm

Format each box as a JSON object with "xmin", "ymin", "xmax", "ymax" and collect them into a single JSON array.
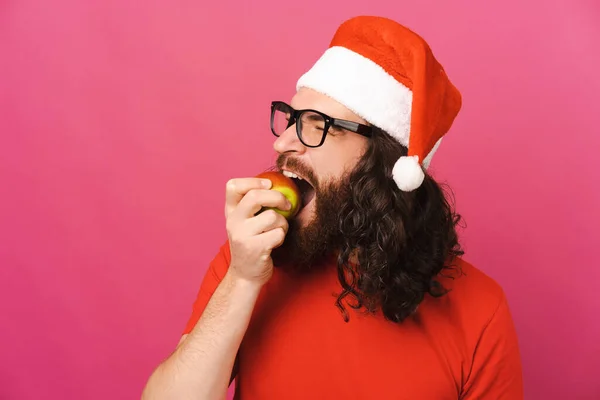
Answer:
[{"xmin": 331, "ymin": 118, "xmax": 373, "ymax": 137}]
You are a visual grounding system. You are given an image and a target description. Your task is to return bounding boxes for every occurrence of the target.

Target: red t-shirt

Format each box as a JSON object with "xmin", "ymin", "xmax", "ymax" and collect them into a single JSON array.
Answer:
[{"xmin": 183, "ymin": 242, "xmax": 523, "ymax": 399}]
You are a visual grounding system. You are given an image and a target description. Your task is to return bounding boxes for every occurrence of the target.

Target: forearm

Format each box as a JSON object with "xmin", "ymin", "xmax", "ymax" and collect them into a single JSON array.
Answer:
[{"xmin": 142, "ymin": 270, "xmax": 261, "ymax": 400}]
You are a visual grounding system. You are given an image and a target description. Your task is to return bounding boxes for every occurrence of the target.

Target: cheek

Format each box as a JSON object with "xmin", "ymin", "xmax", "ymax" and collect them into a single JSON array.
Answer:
[
  {"xmin": 312, "ymin": 155, "xmax": 345, "ymax": 183},
  {"xmin": 312, "ymin": 137, "xmax": 368, "ymax": 181}
]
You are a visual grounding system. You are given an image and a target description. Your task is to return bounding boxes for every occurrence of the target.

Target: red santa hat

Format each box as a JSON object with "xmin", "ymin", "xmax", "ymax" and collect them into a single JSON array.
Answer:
[{"xmin": 296, "ymin": 16, "xmax": 462, "ymax": 191}]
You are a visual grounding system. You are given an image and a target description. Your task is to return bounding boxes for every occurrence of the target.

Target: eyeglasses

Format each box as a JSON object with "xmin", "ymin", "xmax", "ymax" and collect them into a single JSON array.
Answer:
[{"xmin": 270, "ymin": 101, "xmax": 373, "ymax": 148}]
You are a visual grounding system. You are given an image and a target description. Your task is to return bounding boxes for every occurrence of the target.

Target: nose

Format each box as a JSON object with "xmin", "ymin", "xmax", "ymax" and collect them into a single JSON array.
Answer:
[{"xmin": 273, "ymin": 124, "xmax": 306, "ymax": 155}]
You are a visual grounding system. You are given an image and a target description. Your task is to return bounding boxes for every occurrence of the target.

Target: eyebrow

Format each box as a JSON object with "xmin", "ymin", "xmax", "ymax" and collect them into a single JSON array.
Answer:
[{"xmin": 305, "ymin": 113, "xmax": 325, "ymax": 123}]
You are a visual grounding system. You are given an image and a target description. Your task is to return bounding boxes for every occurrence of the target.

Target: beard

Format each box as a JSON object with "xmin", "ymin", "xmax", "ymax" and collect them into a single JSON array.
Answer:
[{"xmin": 270, "ymin": 156, "xmax": 351, "ymax": 271}]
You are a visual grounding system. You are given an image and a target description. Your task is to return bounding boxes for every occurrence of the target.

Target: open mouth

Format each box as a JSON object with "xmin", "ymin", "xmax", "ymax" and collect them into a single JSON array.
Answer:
[{"xmin": 282, "ymin": 170, "xmax": 316, "ymax": 209}]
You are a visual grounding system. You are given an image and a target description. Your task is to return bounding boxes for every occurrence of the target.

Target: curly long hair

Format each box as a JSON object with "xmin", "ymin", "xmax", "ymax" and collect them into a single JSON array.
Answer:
[{"xmin": 334, "ymin": 127, "xmax": 465, "ymax": 323}]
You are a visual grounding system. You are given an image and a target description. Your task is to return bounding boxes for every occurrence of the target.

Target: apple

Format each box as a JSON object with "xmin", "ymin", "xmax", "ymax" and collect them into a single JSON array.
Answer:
[{"xmin": 255, "ymin": 171, "xmax": 302, "ymax": 220}]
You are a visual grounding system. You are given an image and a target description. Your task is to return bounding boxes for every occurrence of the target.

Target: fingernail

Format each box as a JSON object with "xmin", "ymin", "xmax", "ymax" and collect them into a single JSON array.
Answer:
[
  {"xmin": 286, "ymin": 201, "xmax": 292, "ymax": 210},
  {"xmin": 262, "ymin": 179, "xmax": 272, "ymax": 188}
]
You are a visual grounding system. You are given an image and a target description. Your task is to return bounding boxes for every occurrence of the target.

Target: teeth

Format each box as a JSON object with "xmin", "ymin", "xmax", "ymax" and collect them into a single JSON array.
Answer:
[{"xmin": 283, "ymin": 170, "xmax": 302, "ymax": 180}]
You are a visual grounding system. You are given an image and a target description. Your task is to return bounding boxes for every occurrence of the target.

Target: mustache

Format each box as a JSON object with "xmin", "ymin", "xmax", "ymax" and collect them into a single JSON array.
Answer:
[{"xmin": 276, "ymin": 155, "xmax": 318, "ymax": 189}]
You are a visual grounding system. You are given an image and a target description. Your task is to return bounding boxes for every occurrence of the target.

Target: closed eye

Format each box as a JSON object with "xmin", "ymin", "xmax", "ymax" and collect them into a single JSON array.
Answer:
[{"xmin": 327, "ymin": 126, "xmax": 344, "ymax": 135}]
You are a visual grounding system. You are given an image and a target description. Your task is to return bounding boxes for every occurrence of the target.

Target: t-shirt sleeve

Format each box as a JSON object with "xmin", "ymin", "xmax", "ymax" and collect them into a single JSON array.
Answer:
[
  {"xmin": 461, "ymin": 291, "xmax": 524, "ymax": 399},
  {"xmin": 182, "ymin": 241, "xmax": 232, "ymax": 335}
]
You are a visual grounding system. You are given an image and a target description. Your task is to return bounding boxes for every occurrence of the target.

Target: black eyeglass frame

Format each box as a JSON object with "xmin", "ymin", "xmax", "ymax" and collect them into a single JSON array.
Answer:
[{"xmin": 270, "ymin": 101, "xmax": 373, "ymax": 148}]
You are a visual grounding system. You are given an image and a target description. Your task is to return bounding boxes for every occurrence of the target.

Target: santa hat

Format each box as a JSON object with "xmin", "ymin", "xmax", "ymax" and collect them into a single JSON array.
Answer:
[{"xmin": 296, "ymin": 16, "xmax": 462, "ymax": 191}]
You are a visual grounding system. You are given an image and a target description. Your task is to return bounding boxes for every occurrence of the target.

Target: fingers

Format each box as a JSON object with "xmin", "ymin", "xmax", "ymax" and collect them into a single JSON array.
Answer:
[
  {"xmin": 258, "ymin": 227, "xmax": 287, "ymax": 251},
  {"xmin": 225, "ymin": 178, "xmax": 271, "ymax": 218},
  {"xmin": 246, "ymin": 209, "xmax": 289, "ymax": 236},
  {"xmin": 235, "ymin": 189, "xmax": 291, "ymax": 219}
]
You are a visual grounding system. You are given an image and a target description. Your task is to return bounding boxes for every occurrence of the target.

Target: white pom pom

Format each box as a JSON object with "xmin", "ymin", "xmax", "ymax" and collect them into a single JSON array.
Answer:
[{"xmin": 392, "ymin": 156, "xmax": 425, "ymax": 192}]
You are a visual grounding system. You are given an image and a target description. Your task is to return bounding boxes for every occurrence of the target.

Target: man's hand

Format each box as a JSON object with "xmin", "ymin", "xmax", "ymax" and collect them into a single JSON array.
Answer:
[
  {"xmin": 224, "ymin": 178, "xmax": 290, "ymax": 285},
  {"xmin": 142, "ymin": 177, "xmax": 287, "ymax": 400}
]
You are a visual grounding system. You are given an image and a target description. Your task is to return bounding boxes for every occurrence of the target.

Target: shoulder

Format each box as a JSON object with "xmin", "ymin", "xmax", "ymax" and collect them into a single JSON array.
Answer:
[
  {"xmin": 439, "ymin": 260, "xmax": 523, "ymax": 398},
  {"xmin": 425, "ymin": 257, "xmax": 514, "ymax": 343},
  {"xmin": 442, "ymin": 257, "xmax": 505, "ymax": 309}
]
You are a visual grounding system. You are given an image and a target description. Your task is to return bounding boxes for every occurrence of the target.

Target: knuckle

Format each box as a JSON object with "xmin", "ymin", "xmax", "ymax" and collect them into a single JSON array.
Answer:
[
  {"xmin": 244, "ymin": 189, "xmax": 255, "ymax": 200},
  {"xmin": 246, "ymin": 189, "xmax": 260, "ymax": 203},
  {"xmin": 275, "ymin": 227, "xmax": 286, "ymax": 242},
  {"xmin": 264, "ymin": 209, "xmax": 278, "ymax": 224},
  {"xmin": 275, "ymin": 214, "xmax": 287, "ymax": 228},
  {"xmin": 226, "ymin": 179, "xmax": 237, "ymax": 193}
]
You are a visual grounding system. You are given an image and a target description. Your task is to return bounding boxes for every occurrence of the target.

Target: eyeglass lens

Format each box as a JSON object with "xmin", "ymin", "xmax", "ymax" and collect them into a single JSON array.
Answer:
[{"xmin": 272, "ymin": 103, "xmax": 327, "ymax": 147}]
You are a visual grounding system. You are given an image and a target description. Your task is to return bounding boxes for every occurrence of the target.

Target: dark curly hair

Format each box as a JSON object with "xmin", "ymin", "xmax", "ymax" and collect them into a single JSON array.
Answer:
[{"xmin": 334, "ymin": 127, "xmax": 465, "ymax": 323}]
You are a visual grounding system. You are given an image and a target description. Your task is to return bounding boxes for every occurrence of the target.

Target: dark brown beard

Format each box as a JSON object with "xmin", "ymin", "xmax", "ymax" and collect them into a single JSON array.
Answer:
[{"xmin": 270, "ymin": 156, "xmax": 349, "ymax": 271}]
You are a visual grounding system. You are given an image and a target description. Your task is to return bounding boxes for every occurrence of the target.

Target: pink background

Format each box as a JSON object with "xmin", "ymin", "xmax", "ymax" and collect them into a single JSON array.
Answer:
[{"xmin": 1, "ymin": 0, "xmax": 599, "ymax": 399}]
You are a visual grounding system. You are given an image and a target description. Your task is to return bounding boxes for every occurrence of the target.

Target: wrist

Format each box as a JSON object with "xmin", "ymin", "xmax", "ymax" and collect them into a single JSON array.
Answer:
[{"xmin": 224, "ymin": 268, "xmax": 266, "ymax": 292}]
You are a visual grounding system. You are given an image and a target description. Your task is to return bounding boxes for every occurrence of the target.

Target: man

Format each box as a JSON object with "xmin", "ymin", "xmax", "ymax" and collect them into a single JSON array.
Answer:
[{"xmin": 142, "ymin": 16, "xmax": 523, "ymax": 399}]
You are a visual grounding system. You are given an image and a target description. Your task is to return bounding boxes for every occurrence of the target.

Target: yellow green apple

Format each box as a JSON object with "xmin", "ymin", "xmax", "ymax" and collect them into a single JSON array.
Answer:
[{"xmin": 256, "ymin": 171, "xmax": 302, "ymax": 219}]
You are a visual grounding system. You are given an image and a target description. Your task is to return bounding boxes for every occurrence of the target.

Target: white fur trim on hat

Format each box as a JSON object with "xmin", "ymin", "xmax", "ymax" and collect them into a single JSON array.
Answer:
[
  {"xmin": 392, "ymin": 155, "xmax": 424, "ymax": 192},
  {"xmin": 297, "ymin": 46, "xmax": 412, "ymax": 146}
]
